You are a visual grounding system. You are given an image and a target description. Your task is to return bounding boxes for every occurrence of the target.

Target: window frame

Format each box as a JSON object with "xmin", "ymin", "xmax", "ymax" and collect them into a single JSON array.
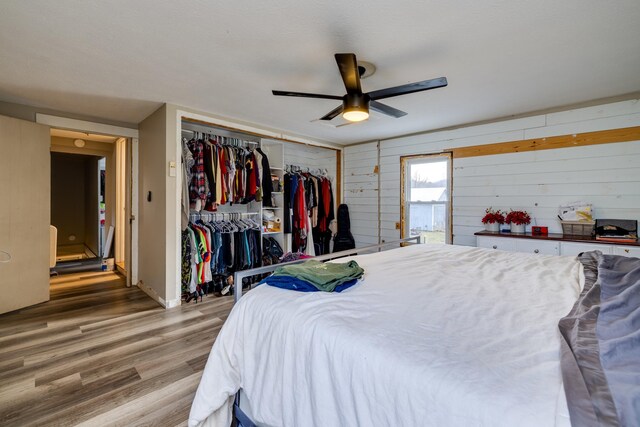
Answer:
[{"xmin": 400, "ymin": 152, "xmax": 453, "ymax": 244}]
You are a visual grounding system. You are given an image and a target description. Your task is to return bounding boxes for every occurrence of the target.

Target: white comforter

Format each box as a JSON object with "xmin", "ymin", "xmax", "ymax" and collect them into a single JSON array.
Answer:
[{"xmin": 189, "ymin": 244, "xmax": 583, "ymax": 427}]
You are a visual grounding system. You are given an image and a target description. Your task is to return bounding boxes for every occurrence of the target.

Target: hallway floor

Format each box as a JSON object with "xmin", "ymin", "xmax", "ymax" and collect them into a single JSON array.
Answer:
[{"xmin": 0, "ymin": 271, "xmax": 234, "ymax": 426}]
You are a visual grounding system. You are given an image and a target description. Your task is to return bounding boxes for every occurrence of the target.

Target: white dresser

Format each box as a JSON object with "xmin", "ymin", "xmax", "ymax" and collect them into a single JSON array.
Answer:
[{"xmin": 475, "ymin": 232, "xmax": 639, "ymax": 258}]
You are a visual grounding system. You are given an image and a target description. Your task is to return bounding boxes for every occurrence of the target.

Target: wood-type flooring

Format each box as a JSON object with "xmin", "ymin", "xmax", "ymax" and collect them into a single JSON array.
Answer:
[{"xmin": 0, "ymin": 271, "xmax": 234, "ymax": 426}]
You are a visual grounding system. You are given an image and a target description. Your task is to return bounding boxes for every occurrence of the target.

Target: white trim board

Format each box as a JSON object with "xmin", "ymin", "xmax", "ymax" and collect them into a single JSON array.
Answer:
[
  {"xmin": 36, "ymin": 113, "xmax": 139, "ymax": 138},
  {"xmin": 177, "ymin": 109, "xmax": 341, "ymax": 151}
]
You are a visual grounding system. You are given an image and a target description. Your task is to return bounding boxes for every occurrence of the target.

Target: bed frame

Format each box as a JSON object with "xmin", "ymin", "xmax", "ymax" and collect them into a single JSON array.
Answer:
[{"xmin": 230, "ymin": 236, "xmax": 422, "ymax": 427}]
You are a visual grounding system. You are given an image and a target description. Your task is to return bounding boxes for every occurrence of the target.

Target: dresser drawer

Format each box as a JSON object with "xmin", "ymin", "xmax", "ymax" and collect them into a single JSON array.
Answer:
[
  {"xmin": 612, "ymin": 246, "xmax": 640, "ymax": 258},
  {"xmin": 560, "ymin": 242, "xmax": 612, "ymax": 256},
  {"xmin": 515, "ymin": 240, "xmax": 559, "ymax": 255},
  {"xmin": 477, "ymin": 236, "xmax": 517, "ymax": 252}
]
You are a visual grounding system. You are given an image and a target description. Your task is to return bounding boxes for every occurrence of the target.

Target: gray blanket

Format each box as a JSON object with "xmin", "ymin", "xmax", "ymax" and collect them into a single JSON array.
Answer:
[{"xmin": 558, "ymin": 251, "xmax": 640, "ymax": 426}]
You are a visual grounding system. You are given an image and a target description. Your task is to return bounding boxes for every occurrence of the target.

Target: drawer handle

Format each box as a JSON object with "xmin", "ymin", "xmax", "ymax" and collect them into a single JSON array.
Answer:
[
  {"xmin": 492, "ymin": 245, "xmax": 497, "ymax": 249},
  {"xmin": 625, "ymin": 249, "xmax": 630, "ymax": 253},
  {"xmin": 534, "ymin": 249, "xmax": 539, "ymax": 254}
]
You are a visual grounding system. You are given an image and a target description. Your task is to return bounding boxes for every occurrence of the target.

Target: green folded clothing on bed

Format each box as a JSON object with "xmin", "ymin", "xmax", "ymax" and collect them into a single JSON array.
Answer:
[{"xmin": 270, "ymin": 260, "xmax": 364, "ymax": 292}]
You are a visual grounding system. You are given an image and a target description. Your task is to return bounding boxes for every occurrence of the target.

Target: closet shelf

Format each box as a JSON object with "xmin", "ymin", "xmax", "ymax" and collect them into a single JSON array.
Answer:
[
  {"xmin": 263, "ymin": 206, "xmax": 282, "ymax": 210},
  {"xmin": 263, "ymin": 231, "xmax": 282, "ymax": 235},
  {"xmin": 270, "ymin": 167, "xmax": 283, "ymax": 171}
]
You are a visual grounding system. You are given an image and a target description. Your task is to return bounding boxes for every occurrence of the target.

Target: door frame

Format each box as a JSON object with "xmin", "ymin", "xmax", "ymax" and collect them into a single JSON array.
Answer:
[
  {"xmin": 399, "ymin": 152, "xmax": 453, "ymax": 243},
  {"xmin": 37, "ymin": 114, "xmax": 139, "ymax": 286}
]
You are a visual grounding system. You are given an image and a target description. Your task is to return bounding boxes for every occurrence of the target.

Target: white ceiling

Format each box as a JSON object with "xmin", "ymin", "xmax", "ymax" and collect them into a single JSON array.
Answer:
[{"xmin": 1, "ymin": 1, "xmax": 639, "ymax": 145}]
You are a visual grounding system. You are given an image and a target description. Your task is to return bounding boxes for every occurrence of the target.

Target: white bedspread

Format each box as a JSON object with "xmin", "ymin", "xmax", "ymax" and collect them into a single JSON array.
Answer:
[{"xmin": 189, "ymin": 244, "xmax": 583, "ymax": 427}]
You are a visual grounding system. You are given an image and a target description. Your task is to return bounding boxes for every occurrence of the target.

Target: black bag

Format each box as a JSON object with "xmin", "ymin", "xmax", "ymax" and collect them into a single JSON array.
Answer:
[
  {"xmin": 595, "ymin": 219, "xmax": 638, "ymax": 238},
  {"xmin": 333, "ymin": 204, "xmax": 356, "ymax": 253},
  {"xmin": 262, "ymin": 237, "xmax": 284, "ymax": 265}
]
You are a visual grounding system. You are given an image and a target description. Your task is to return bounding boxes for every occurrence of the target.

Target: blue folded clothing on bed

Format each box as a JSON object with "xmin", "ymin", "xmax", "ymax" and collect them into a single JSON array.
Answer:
[
  {"xmin": 259, "ymin": 260, "xmax": 364, "ymax": 292},
  {"xmin": 262, "ymin": 275, "xmax": 360, "ymax": 293}
]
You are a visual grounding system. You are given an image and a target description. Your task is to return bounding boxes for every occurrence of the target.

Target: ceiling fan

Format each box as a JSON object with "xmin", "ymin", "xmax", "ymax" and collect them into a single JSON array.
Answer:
[{"xmin": 272, "ymin": 53, "xmax": 448, "ymax": 123}]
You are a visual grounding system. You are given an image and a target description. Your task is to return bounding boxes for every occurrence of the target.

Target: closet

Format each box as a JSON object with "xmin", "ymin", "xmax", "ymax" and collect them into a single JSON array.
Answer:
[{"xmin": 179, "ymin": 118, "xmax": 339, "ymax": 303}]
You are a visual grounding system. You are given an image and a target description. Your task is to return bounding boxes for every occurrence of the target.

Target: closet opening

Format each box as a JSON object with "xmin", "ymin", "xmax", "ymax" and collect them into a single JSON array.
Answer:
[
  {"xmin": 49, "ymin": 129, "xmax": 131, "ymax": 280},
  {"xmin": 178, "ymin": 116, "xmax": 340, "ymax": 305}
]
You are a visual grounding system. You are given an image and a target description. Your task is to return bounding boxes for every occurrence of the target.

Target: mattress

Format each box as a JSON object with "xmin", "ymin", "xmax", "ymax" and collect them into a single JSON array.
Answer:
[{"xmin": 189, "ymin": 244, "xmax": 583, "ymax": 427}]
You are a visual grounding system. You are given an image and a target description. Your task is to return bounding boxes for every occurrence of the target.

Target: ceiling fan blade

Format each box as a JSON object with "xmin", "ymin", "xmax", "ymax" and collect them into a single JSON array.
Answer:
[
  {"xmin": 370, "ymin": 100, "xmax": 407, "ymax": 118},
  {"xmin": 335, "ymin": 53, "xmax": 362, "ymax": 94},
  {"xmin": 319, "ymin": 104, "xmax": 344, "ymax": 121},
  {"xmin": 367, "ymin": 77, "xmax": 448, "ymax": 101},
  {"xmin": 272, "ymin": 90, "xmax": 342, "ymax": 100}
]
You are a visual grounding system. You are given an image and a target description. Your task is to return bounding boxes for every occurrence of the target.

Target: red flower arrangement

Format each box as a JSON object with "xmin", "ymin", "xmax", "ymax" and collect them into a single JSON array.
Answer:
[
  {"xmin": 505, "ymin": 210, "xmax": 531, "ymax": 225},
  {"xmin": 481, "ymin": 208, "xmax": 505, "ymax": 224}
]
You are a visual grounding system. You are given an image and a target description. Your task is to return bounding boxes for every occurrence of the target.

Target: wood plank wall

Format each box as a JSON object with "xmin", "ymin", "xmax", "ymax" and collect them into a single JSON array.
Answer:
[
  {"xmin": 343, "ymin": 142, "xmax": 379, "ymax": 247},
  {"xmin": 283, "ymin": 141, "xmax": 338, "ymax": 201},
  {"xmin": 343, "ymin": 99, "xmax": 640, "ymax": 248}
]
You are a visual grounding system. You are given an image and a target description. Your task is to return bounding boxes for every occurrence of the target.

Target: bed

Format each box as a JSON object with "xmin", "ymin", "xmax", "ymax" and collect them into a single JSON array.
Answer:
[{"xmin": 188, "ymin": 242, "xmax": 639, "ymax": 427}]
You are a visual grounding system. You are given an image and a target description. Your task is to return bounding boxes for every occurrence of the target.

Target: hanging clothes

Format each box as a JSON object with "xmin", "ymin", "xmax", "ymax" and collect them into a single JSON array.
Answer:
[
  {"xmin": 283, "ymin": 174, "xmax": 292, "ymax": 233},
  {"xmin": 283, "ymin": 168, "xmax": 335, "ymax": 255},
  {"xmin": 182, "ymin": 134, "xmax": 271, "ymax": 212},
  {"xmin": 203, "ymin": 140, "xmax": 217, "ymax": 211},
  {"xmin": 187, "ymin": 138, "xmax": 207, "ymax": 211},
  {"xmin": 316, "ymin": 178, "xmax": 335, "ymax": 255},
  {"xmin": 181, "ymin": 214, "xmax": 262, "ymax": 302},
  {"xmin": 256, "ymin": 147, "xmax": 274, "ymax": 207},
  {"xmin": 181, "ymin": 140, "xmax": 195, "ymax": 230}
]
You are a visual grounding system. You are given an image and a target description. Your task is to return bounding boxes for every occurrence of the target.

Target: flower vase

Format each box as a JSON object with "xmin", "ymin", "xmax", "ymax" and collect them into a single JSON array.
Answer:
[
  {"xmin": 485, "ymin": 222, "xmax": 500, "ymax": 232},
  {"xmin": 510, "ymin": 223, "xmax": 526, "ymax": 234}
]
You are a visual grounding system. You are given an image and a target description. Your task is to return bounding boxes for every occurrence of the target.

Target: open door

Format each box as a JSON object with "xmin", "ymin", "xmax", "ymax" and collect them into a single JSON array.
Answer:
[
  {"xmin": 0, "ymin": 115, "xmax": 51, "ymax": 314},
  {"xmin": 125, "ymin": 137, "xmax": 139, "ymax": 287},
  {"xmin": 115, "ymin": 138, "xmax": 126, "ymax": 272}
]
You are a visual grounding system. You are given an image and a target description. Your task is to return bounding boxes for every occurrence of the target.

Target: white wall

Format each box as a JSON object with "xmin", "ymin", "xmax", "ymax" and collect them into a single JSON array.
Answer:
[
  {"xmin": 344, "ymin": 99, "xmax": 640, "ymax": 247},
  {"xmin": 138, "ymin": 105, "xmax": 169, "ymax": 304},
  {"xmin": 284, "ymin": 142, "xmax": 336, "ymax": 175}
]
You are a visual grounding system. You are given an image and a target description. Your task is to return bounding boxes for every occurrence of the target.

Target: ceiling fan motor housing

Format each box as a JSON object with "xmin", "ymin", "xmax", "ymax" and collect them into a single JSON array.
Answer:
[{"xmin": 344, "ymin": 92, "xmax": 370, "ymax": 113}]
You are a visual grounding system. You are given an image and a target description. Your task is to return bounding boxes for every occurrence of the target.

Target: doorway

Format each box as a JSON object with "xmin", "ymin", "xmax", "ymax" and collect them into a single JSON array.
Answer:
[
  {"xmin": 49, "ymin": 129, "xmax": 132, "ymax": 280},
  {"xmin": 51, "ymin": 152, "xmax": 104, "ymax": 262}
]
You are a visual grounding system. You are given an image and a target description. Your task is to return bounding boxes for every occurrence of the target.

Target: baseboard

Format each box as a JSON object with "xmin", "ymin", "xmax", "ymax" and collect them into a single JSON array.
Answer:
[
  {"xmin": 136, "ymin": 280, "xmax": 167, "ymax": 308},
  {"xmin": 84, "ymin": 245, "xmax": 97, "ymax": 259},
  {"xmin": 135, "ymin": 280, "xmax": 181, "ymax": 309},
  {"xmin": 164, "ymin": 298, "xmax": 181, "ymax": 309}
]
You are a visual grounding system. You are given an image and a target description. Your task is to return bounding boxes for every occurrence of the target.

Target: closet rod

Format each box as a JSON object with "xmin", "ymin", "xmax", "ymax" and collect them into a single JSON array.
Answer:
[
  {"xmin": 181, "ymin": 129, "xmax": 259, "ymax": 145},
  {"xmin": 189, "ymin": 211, "xmax": 260, "ymax": 219},
  {"xmin": 286, "ymin": 164, "xmax": 330, "ymax": 177}
]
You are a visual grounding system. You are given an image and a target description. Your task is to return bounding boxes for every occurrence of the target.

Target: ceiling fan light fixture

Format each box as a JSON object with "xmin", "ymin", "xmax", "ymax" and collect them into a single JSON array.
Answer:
[
  {"xmin": 342, "ymin": 92, "xmax": 370, "ymax": 122},
  {"xmin": 342, "ymin": 108, "xmax": 369, "ymax": 122}
]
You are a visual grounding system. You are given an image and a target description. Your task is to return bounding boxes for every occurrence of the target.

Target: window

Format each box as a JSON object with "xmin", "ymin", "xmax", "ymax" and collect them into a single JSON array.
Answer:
[{"xmin": 400, "ymin": 153, "xmax": 452, "ymax": 244}]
